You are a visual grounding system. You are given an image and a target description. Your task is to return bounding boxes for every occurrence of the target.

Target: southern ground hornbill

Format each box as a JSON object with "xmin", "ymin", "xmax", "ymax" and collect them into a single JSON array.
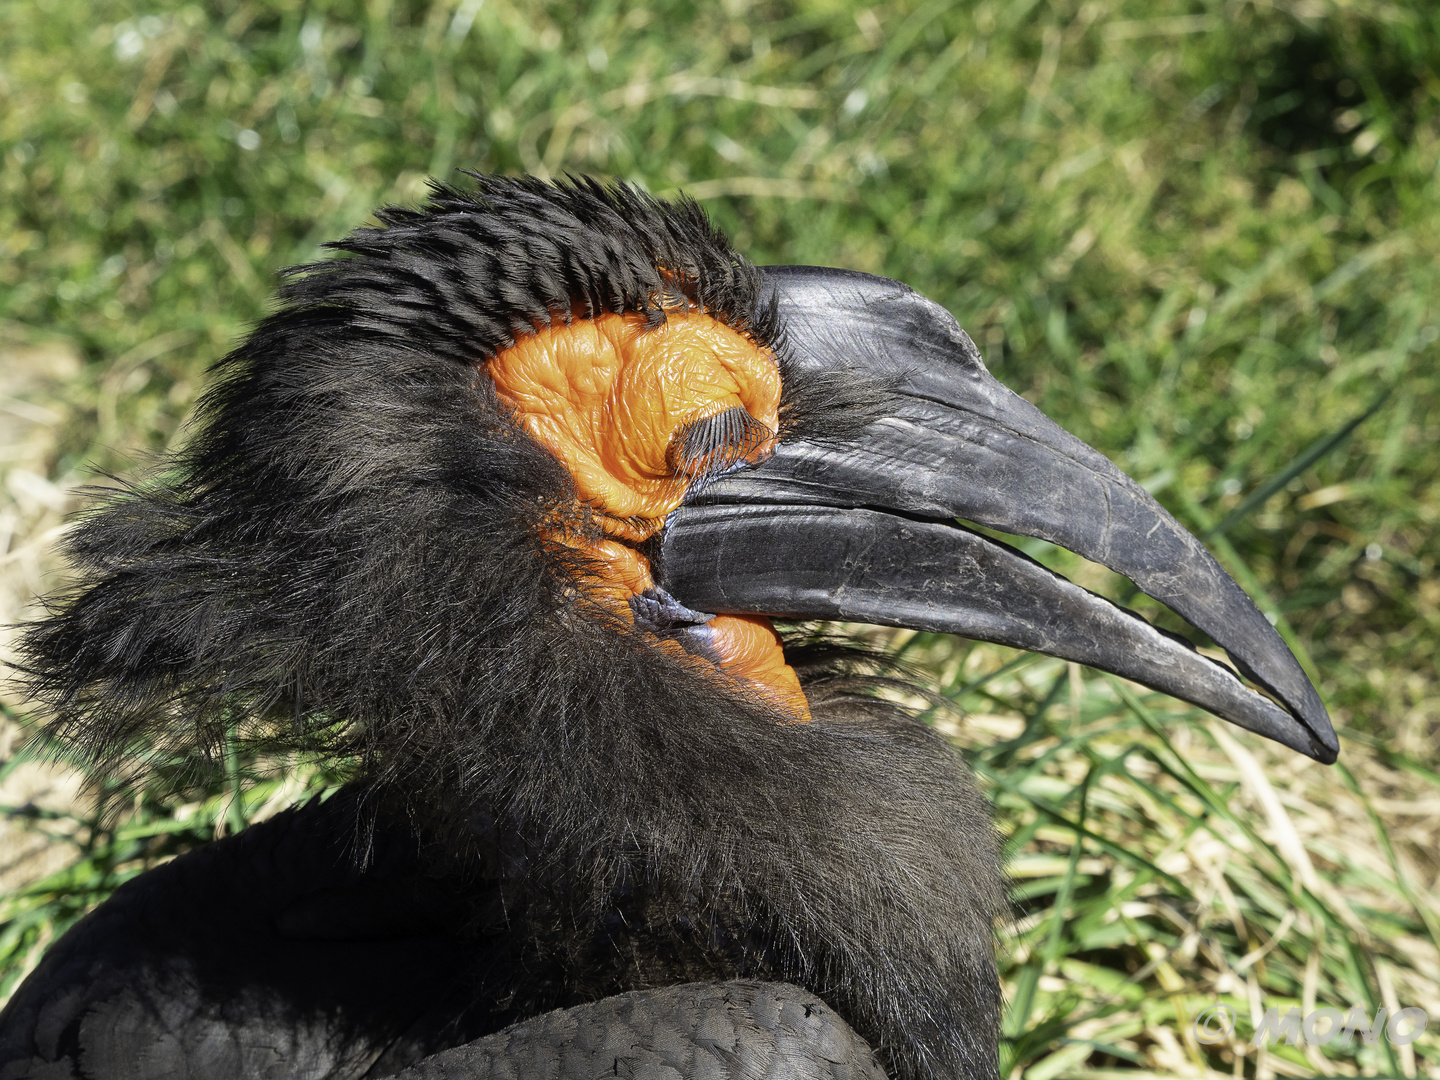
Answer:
[{"xmin": 0, "ymin": 176, "xmax": 1336, "ymax": 1080}]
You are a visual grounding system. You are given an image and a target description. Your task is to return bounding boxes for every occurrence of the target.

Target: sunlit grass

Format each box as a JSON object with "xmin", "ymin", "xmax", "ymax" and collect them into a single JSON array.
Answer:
[{"xmin": 2, "ymin": 0, "xmax": 1438, "ymax": 1075}]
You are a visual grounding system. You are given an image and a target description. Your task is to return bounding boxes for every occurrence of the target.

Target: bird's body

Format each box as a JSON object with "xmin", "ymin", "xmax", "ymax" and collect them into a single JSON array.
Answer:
[
  {"xmin": 0, "ymin": 753, "xmax": 983, "ymax": 1079},
  {"xmin": 0, "ymin": 177, "xmax": 1334, "ymax": 1080}
]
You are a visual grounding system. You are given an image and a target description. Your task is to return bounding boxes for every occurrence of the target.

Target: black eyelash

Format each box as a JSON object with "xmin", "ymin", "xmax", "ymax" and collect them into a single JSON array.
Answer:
[{"xmin": 668, "ymin": 406, "xmax": 773, "ymax": 488}]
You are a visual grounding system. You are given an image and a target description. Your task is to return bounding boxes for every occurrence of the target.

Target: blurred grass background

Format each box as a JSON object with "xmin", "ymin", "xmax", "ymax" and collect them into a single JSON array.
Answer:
[{"xmin": 1, "ymin": 0, "xmax": 1439, "ymax": 1075}]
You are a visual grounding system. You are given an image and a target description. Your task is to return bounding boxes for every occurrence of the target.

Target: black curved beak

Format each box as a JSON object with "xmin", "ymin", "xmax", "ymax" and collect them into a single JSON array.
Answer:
[{"xmin": 656, "ymin": 266, "xmax": 1337, "ymax": 763}]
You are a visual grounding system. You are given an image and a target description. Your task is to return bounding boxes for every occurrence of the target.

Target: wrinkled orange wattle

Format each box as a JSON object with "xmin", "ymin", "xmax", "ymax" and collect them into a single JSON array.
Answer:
[{"xmin": 486, "ymin": 309, "xmax": 808, "ymax": 718}]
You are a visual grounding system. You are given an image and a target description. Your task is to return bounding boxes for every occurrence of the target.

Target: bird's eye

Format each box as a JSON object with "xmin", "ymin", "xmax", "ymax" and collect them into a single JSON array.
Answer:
[
  {"xmin": 486, "ymin": 309, "xmax": 781, "ymax": 541},
  {"xmin": 667, "ymin": 406, "xmax": 774, "ymax": 487}
]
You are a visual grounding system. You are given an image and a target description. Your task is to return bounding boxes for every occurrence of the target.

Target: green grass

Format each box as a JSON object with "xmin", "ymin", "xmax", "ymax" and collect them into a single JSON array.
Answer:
[{"xmin": 2, "ymin": 0, "xmax": 1439, "ymax": 1075}]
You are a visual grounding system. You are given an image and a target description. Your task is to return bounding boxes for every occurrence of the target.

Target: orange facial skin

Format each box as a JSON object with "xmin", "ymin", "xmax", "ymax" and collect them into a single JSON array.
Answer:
[
  {"xmin": 488, "ymin": 309, "xmax": 808, "ymax": 719},
  {"xmin": 489, "ymin": 310, "xmax": 782, "ymax": 541}
]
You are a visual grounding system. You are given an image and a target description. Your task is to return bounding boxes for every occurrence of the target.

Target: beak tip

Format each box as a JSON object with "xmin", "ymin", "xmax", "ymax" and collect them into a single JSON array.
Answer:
[
  {"xmin": 1234, "ymin": 692, "xmax": 1338, "ymax": 764},
  {"xmin": 1274, "ymin": 705, "xmax": 1338, "ymax": 763},
  {"xmin": 1298, "ymin": 700, "xmax": 1340, "ymax": 761},
  {"xmin": 1300, "ymin": 731, "xmax": 1340, "ymax": 764}
]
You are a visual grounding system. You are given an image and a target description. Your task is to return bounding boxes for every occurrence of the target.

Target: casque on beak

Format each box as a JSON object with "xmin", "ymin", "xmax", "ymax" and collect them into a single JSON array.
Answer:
[{"xmin": 656, "ymin": 266, "xmax": 1337, "ymax": 763}]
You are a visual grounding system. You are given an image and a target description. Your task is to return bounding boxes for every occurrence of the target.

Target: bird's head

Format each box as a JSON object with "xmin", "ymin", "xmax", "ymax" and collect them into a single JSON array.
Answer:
[{"xmin": 427, "ymin": 177, "xmax": 1339, "ymax": 762}]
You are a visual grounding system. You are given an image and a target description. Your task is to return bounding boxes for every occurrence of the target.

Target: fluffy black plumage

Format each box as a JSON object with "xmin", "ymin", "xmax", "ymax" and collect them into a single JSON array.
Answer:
[{"xmin": 10, "ymin": 176, "xmax": 1003, "ymax": 1080}]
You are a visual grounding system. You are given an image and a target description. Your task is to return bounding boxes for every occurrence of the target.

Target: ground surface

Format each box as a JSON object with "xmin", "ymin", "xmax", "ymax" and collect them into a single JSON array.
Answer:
[{"xmin": 1, "ymin": 0, "xmax": 1438, "ymax": 1076}]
